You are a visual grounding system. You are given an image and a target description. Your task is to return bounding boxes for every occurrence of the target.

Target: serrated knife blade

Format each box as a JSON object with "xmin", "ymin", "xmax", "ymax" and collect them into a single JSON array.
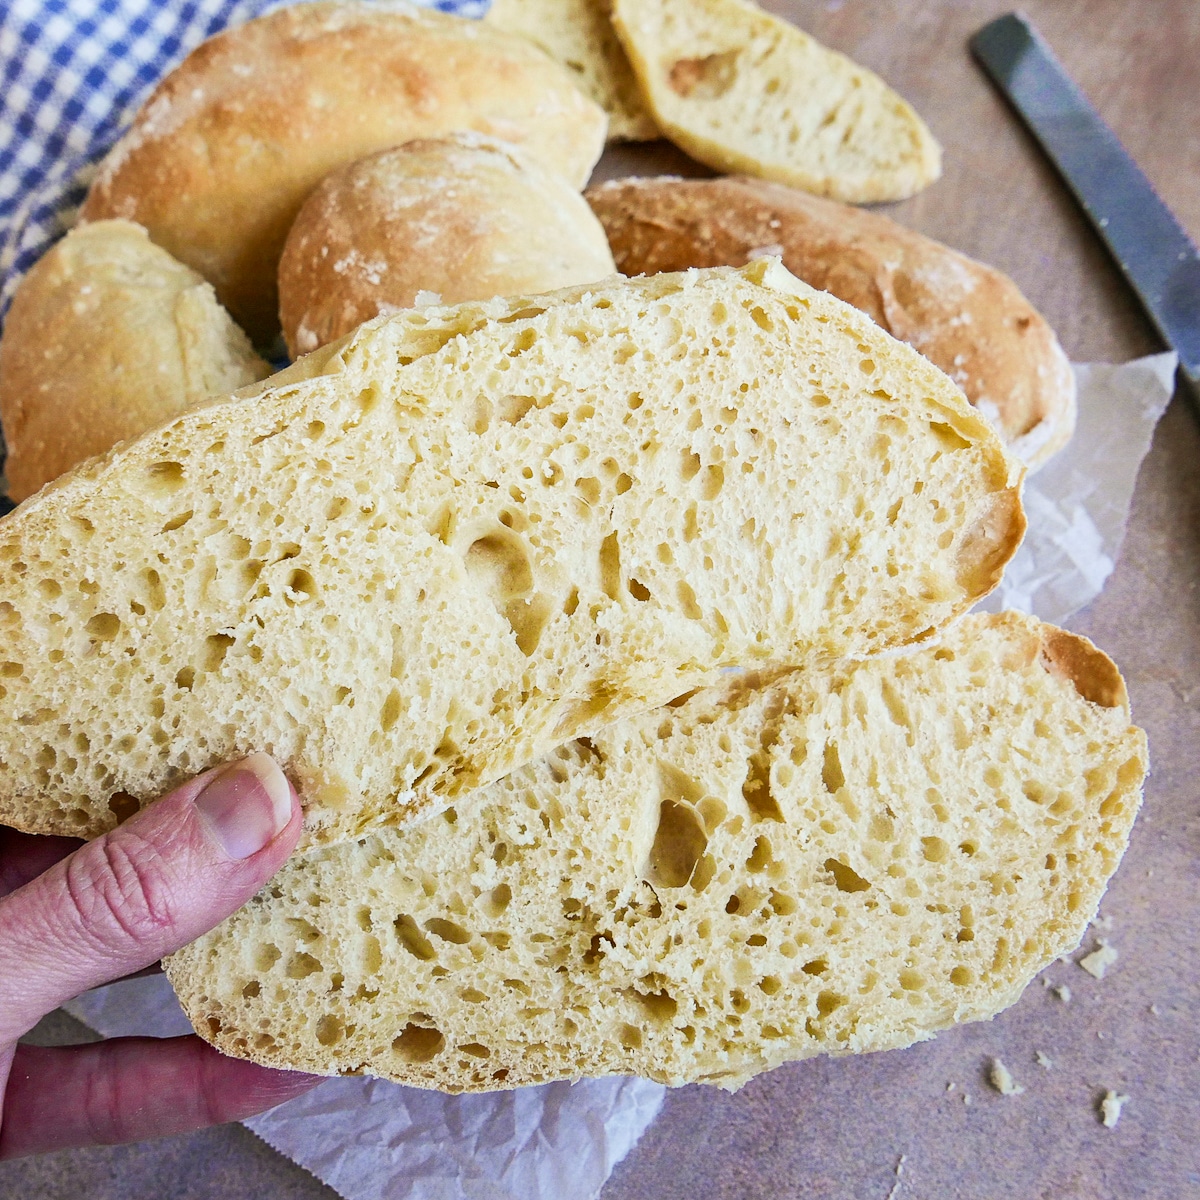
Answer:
[{"xmin": 971, "ymin": 13, "xmax": 1200, "ymax": 400}]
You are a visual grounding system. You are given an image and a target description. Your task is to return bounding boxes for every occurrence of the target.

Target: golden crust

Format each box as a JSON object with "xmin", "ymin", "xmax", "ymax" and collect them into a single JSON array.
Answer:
[
  {"xmin": 79, "ymin": 1, "xmax": 608, "ymax": 344},
  {"xmin": 278, "ymin": 134, "xmax": 616, "ymax": 357},
  {"xmin": 587, "ymin": 175, "xmax": 1076, "ymax": 469},
  {"xmin": 1039, "ymin": 626, "xmax": 1128, "ymax": 711},
  {"xmin": 0, "ymin": 220, "xmax": 268, "ymax": 502}
]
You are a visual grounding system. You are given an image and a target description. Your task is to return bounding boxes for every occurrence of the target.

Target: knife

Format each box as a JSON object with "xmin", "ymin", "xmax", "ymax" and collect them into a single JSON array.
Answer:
[{"xmin": 970, "ymin": 13, "xmax": 1200, "ymax": 401}]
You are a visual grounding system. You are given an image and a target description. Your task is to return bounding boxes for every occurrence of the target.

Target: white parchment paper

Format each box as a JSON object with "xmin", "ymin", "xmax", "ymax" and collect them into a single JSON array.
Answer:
[
  {"xmin": 65, "ymin": 974, "xmax": 666, "ymax": 1200},
  {"xmin": 978, "ymin": 352, "xmax": 1178, "ymax": 623},
  {"xmin": 63, "ymin": 351, "xmax": 1178, "ymax": 1200}
]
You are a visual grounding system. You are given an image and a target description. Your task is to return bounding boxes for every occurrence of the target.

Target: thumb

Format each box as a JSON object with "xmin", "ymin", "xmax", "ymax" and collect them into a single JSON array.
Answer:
[{"xmin": 0, "ymin": 754, "xmax": 301, "ymax": 1044}]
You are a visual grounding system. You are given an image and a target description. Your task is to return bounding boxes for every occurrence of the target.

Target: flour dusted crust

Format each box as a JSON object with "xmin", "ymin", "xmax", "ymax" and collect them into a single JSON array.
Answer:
[
  {"xmin": 609, "ymin": 0, "xmax": 941, "ymax": 202},
  {"xmin": 0, "ymin": 221, "xmax": 269, "ymax": 502},
  {"xmin": 0, "ymin": 263, "xmax": 1021, "ymax": 847},
  {"xmin": 278, "ymin": 134, "xmax": 617, "ymax": 357},
  {"xmin": 78, "ymin": 1, "xmax": 608, "ymax": 344},
  {"xmin": 165, "ymin": 613, "xmax": 1146, "ymax": 1091},
  {"xmin": 588, "ymin": 176, "xmax": 1076, "ymax": 468},
  {"xmin": 486, "ymin": 0, "xmax": 658, "ymax": 142}
]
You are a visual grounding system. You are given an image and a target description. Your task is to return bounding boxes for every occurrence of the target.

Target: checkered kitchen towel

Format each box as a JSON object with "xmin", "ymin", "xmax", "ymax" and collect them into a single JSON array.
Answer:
[{"xmin": 0, "ymin": 0, "xmax": 486, "ymax": 326}]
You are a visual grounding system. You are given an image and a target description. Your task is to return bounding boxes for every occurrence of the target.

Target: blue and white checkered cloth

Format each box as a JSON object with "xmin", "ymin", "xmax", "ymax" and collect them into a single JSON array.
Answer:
[{"xmin": 0, "ymin": 0, "xmax": 484, "ymax": 327}]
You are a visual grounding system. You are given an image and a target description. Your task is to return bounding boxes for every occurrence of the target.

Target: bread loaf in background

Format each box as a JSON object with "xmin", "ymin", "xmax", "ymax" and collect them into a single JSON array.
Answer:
[
  {"xmin": 78, "ymin": 1, "xmax": 608, "ymax": 345},
  {"xmin": 0, "ymin": 262, "xmax": 1022, "ymax": 848},
  {"xmin": 166, "ymin": 612, "xmax": 1145, "ymax": 1092},
  {"xmin": 0, "ymin": 220, "xmax": 269, "ymax": 502},
  {"xmin": 486, "ymin": 0, "xmax": 658, "ymax": 142},
  {"xmin": 609, "ymin": 0, "xmax": 941, "ymax": 202},
  {"xmin": 588, "ymin": 176, "xmax": 1076, "ymax": 469},
  {"xmin": 278, "ymin": 134, "xmax": 617, "ymax": 357}
]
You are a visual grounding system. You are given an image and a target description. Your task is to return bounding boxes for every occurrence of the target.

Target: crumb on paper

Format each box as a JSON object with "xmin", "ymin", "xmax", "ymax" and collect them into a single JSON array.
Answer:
[
  {"xmin": 1054, "ymin": 984, "xmax": 1072, "ymax": 1002},
  {"xmin": 946, "ymin": 1081, "xmax": 955, "ymax": 1092},
  {"xmin": 1035, "ymin": 1050, "xmax": 1053, "ymax": 1069},
  {"xmin": 885, "ymin": 1153, "xmax": 906, "ymax": 1199},
  {"xmin": 1149, "ymin": 1003, "xmax": 1160, "ymax": 1017},
  {"xmin": 1100, "ymin": 1091, "xmax": 1130, "ymax": 1128},
  {"xmin": 1079, "ymin": 940, "xmax": 1119, "ymax": 979},
  {"xmin": 989, "ymin": 1058, "xmax": 1025, "ymax": 1096},
  {"xmin": 963, "ymin": 1093, "xmax": 971, "ymax": 1106},
  {"xmin": 1090, "ymin": 913, "xmax": 1114, "ymax": 931}
]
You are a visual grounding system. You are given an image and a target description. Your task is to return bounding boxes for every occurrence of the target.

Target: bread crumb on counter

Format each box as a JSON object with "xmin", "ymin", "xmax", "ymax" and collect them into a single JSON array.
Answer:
[
  {"xmin": 989, "ymin": 1058, "xmax": 1025, "ymax": 1096},
  {"xmin": 1100, "ymin": 1090, "xmax": 1130, "ymax": 1128},
  {"xmin": 1035, "ymin": 1050, "xmax": 1053, "ymax": 1069},
  {"xmin": 1079, "ymin": 939, "xmax": 1119, "ymax": 979},
  {"xmin": 1054, "ymin": 984, "xmax": 1072, "ymax": 1002}
]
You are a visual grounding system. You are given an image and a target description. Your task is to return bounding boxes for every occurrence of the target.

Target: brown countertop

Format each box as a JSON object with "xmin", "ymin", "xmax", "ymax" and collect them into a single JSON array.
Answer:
[{"xmin": 3, "ymin": 1, "xmax": 1197, "ymax": 1196}]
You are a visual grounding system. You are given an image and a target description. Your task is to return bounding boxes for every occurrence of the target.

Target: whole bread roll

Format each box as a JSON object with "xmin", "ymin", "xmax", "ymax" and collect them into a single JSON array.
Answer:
[
  {"xmin": 609, "ymin": 0, "xmax": 940, "ymax": 202},
  {"xmin": 588, "ymin": 176, "xmax": 1076, "ymax": 469},
  {"xmin": 79, "ymin": 1, "xmax": 608, "ymax": 345},
  {"xmin": 166, "ymin": 613, "xmax": 1145, "ymax": 1092},
  {"xmin": 0, "ymin": 262, "xmax": 1022, "ymax": 848},
  {"xmin": 0, "ymin": 220, "xmax": 269, "ymax": 502},
  {"xmin": 279, "ymin": 134, "xmax": 617, "ymax": 357}
]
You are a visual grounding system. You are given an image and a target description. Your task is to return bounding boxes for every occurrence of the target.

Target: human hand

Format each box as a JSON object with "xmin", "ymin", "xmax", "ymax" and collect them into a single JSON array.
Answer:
[{"xmin": 0, "ymin": 754, "xmax": 322, "ymax": 1158}]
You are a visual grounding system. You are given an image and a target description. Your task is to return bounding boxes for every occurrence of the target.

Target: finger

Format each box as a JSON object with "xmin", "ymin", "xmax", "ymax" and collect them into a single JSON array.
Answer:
[
  {"xmin": 0, "ymin": 754, "xmax": 301, "ymax": 1044},
  {"xmin": 0, "ymin": 1037, "xmax": 321, "ymax": 1159},
  {"xmin": 0, "ymin": 829, "xmax": 82, "ymax": 899}
]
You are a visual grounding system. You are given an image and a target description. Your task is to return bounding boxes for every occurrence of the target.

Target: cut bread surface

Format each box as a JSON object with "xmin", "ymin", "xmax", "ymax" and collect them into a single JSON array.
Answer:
[
  {"xmin": 0, "ymin": 263, "xmax": 1021, "ymax": 847},
  {"xmin": 166, "ymin": 613, "xmax": 1146, "ymax": 1091},
  {"xmin": 610, "ymin": 0, "xmax": 941, "ymax": 202},
  {"xmin": 486, "ymin": 0, "xmax": 658, "ymax": 142},
  {"xmin": 587, "ymin": 175, "xmax": 1077, "ymax": 470}
]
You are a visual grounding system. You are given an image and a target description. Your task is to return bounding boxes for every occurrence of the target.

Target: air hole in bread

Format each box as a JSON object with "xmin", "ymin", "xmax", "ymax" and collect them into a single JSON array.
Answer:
[
  {"xmin": 647, "ymin": 798, "xmax": 708, "ymax": 888},
  {"xmin": 498, "ymin": 393, "xmax": 540, "ymax": 423},
  {"xmin": 825, "ymin": 858, "xmax": 870, "ymax": 893},
  {"xmin": 161, "ymin": 510, "xmax": 194, "ymax": 533},
  {"xmin": 394, "ymin": 914, "xmax": 436, "ymax": 961},
  {"xmin": 821, "ymin": 743, "xmax": 845, "ymax": 793},
  {"xmin": 85, "ymin": 612, "xmax": 121, "ymax": 642},
  {"xmin": 668, "ymin": 49, "xmax": 740, "ymax": 99},
  {"xmin": 425, "ymin": 918, "xmax": 471, "ymax": 945},
  {"xmin": 465, "ymin": 529, "xmax": 534, "ymax": 600},
  {"xmin": 285, "ymin": 952, "xmax": 322, "ymax": 979},
  {"xmin": 576, "ymin": 476, "xmax": 601, "ymax": 505},
  {"xmin": 618, "ymin": 1023, "xmax": 644, "ymax": 1049},
  {"xmin": 315, "ymin": 1014, "xmax": 344, "ymax": 1046},
  {"xmin": 203, "ymin": 633, "xmax": 234, "ymax": 672},
  {"xmin": 105, "ymin": 791, "xmax": 139, "ymax": 823},
  {"xmin": 392, "ymin": 1023, "xmax": 444, "ymax": 1063},
  {"xmin": 144, "ymin": 461, "xmax": 186, "ymax": 497},
  {"xmin": 921, "ymin": 836, "xmax": 950, "ymax": 863},
  {"xmin": 286, "ymin": 570, "xmax": 317, "ymax": 603},
  {"xmin": 675, "ymin": 581, "xmax": 702, "ymax": 621}
]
